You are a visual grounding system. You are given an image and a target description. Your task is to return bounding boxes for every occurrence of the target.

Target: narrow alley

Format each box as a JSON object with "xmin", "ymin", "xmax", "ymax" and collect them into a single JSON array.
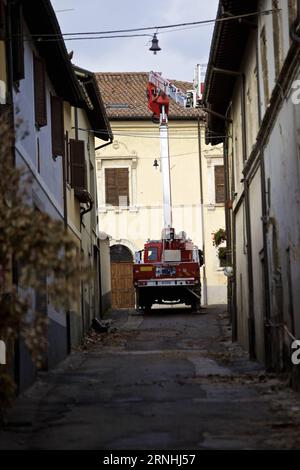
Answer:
[{"xmin": 1, "ymin": 306, "xmax": 300, "ymax": 451}]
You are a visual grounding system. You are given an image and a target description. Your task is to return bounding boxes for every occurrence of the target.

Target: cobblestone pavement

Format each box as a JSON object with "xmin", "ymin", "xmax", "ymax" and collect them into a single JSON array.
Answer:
[{"xmin": 1, "ymin": 305, "xmax": 300, "ymax": 450}]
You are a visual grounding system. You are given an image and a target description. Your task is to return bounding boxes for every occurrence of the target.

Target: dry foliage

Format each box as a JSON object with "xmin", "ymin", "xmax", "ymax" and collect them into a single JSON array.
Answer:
[{"xmin": 0, "ymin": 108, "xmax": 88, "ymax": 410}]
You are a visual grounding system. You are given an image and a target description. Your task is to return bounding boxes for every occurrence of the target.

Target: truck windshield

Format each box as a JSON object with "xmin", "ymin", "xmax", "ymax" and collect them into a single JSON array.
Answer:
[{"xmin": 148, "ymin": 247, "xmax": 158, "ymax": 261}]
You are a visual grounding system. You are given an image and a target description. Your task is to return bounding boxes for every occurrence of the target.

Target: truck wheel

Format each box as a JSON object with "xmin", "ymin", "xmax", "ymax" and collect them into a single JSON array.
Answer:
[
  {"xmin": 191, "ymin": 301, "xmax": 201, "ymax": 313},
  {"xmin": 143, "ymin": 303, "xmax": 152, "ymax": 314}
]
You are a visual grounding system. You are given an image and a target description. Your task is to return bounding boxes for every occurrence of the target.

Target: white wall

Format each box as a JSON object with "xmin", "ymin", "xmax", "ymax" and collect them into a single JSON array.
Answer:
[
  {"xmin": 263, "ymin": 70, "xmax": 300, "ymax": 338},
  {"xmin": 13, "ymin": 24, "xmax": 65, "ymax": 332},
  {"xmin": 14, "ymin": 26, "xmax": 64, "ymax": 215}
]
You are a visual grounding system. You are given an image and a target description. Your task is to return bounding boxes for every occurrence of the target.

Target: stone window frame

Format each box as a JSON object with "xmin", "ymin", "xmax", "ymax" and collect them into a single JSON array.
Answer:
[{"xmin": 96, "ymin": 155, "xmax": 138, "ymax": 212}]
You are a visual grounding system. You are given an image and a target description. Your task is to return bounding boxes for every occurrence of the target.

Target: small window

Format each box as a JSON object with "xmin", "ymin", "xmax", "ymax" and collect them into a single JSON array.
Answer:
[
  {"xmin": 214, "ymin": 165, "xmax": 225, "ymax": 204},
  {"xmin": 148, "ymin": 247, "xmax": 158, "ymax": 261}
]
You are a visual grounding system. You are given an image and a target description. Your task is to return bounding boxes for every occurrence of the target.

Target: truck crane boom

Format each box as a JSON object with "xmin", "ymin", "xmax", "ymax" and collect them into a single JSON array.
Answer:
[
  {"xmin": 133, "ymin": 68, "xmax": 204, "ymax": 313},
  {"xmin": 147, "ymin": 69, "xmax": 202, "ymax": 229}
]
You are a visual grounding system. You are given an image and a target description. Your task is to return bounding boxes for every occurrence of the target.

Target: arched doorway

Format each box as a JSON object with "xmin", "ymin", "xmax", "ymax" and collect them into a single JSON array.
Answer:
[{"xmin": 110, "ymin": 244, "xmax": 135, "ymax": 309}]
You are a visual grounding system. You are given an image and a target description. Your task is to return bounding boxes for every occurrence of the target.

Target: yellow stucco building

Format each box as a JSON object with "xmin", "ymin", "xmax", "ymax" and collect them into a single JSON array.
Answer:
[
  {"xmin": 63, "ymin": 66, "xmax": 112, "ymax": 344},
  {"xmin": 95, "ymin": 72, "xmax": 226, "ymax": 306}
]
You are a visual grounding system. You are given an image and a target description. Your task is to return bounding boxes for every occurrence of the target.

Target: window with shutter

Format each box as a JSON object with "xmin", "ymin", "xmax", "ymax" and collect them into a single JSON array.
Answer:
[
  {"xmin": 214, "ymin": 165, "xmax": 225, "ymax": 204},
  {"xmin": 70, "ymin": 139, "xmax": 86, "ymax": 190},
  {"xmin": 0, "ymin": 0, "xmax": 6, "ymax": 40},
  {"xmin": 11, "ymin": 1, "xmax": 24, "ymax": 82},
  {"xmin": 105, "ymin": 168, "xmax": 129, "ymax": 207},
  {"xmin": 33, "ymin": 55, "xmax": 47, "ymax": 127},
  {"xmin": 51, "ymin": 95, "xmax": 64, "ymax": 157}
]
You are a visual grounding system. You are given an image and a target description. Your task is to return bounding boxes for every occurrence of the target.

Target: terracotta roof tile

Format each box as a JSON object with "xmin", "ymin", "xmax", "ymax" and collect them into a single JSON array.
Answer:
[{"xmin": 95, "ymin": 72, "xmax": 203, "ymax": 120}]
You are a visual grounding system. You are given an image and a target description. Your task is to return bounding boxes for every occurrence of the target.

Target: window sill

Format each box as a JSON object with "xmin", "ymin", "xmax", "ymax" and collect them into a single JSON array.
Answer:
[
  {"xmin": 206, "ymin": 202, "xmax": 225, "ymax": 211},
  {"xmin": 99, "ymin": 206, "xmax": 139, "ymax": 214}
]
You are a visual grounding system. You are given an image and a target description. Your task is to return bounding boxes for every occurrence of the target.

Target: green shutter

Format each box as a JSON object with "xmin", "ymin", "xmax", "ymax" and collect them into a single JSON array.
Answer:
[
  {"xmin": 51, "ymin": 95, "xmax": 64, "ymax": 157},
  {"xmin": 105, "ymin": 168, "xmax": 118, "ymax": 206},
  {"xmin": 215, "ymin": 165, "xmax": 225, "ymax": 204},
  {"xmin": 105, "ymin": 168, "xmax": 129, "ymax": 206},
  {"xmin": 70, "ymin": 139, "xmax": 86, "ymax": 190},
  {"xmin": 34, "ymin": 55, "xmax": 47, "ymax": 127}
]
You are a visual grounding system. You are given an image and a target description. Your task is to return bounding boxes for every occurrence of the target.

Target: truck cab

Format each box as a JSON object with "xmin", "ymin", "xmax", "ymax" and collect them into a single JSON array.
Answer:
[{"xmin": 133, "ymin": 230, "xmax": 202, "ymax": 312}]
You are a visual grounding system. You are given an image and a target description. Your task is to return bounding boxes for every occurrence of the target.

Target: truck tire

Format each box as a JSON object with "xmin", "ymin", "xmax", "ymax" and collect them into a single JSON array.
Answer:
[{"xmin": 191, "ymin": 300, "xmax": 201, "ymax": 313}]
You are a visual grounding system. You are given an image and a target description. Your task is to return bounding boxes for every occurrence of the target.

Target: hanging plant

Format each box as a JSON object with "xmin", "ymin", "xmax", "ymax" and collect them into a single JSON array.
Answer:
[{"xmin": 212, "ymin": 228, "xmax": 226, "ymax": 247}]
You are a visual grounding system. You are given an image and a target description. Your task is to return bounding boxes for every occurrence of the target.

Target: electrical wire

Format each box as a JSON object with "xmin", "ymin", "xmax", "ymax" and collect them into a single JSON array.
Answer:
[
  {"xmin": 55, "ymin": 9, "xmax": 75, "ymax": 13},
  {"xmin": 28, "ymin": 33, "xmax": 153, "ymax": 43},
  {"xmin": 20, "ymin": 9, "xmax": 280, "ymax": 42},
  {"xmin": 99, "ymin": 151, "xmax": 201, "ymax": 160},
  {"xmin": 95, "ymin": 150, "xmax": 223, "ymax": 160},
  {"xmin": 75, "ymin": 127, "xmax": 227, "ymax": 140}
]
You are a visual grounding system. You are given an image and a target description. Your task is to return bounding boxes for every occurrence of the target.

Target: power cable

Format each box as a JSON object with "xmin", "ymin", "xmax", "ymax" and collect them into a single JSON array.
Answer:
[
  {"xmin": 75, "ymin": 127, "xmax": 227, "ymax": 140},
  {"xmin": 20, "ymin": 9, "xmax": 280, "ymax": 42}
]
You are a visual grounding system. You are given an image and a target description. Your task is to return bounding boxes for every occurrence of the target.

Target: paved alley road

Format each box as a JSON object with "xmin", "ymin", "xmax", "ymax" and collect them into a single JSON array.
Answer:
[{"xmin": 1, "ymin": 305, "xmax": 300, "ymax": 450}]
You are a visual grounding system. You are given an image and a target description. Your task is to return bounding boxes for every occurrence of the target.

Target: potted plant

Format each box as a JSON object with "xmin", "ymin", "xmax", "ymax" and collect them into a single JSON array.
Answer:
[
  {"xmin": 212, "ymin": 228, "xmax": 226, "ymax": 248},
  {"xmin": 212, "ymin": 228, "xmax": 227, "ymax": 267}
]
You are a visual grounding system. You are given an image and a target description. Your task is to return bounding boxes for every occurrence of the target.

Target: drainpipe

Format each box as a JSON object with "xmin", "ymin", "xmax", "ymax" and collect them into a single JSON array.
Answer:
[
  {"xmin": 95, "ymin": 136, "xmax": 113, "ymax": 152},
  {"xmin": 222, "ymin": 100, "xmax": 237, "ymax": 342},
  {"xmin": 93, "ymin": 135, "xmax": 113, "ymax": 312},
  {"xmin": 241, "ymin": 73, "xmax": 256, "ymax": 360},
  {"xmin": 232, "ymin": 191, "xmax": 237, "ymax": 342},
  {"xmin": 80, "ymin": 199, "xmax": 93, "ymax": 225},
  {"xmin": 223, "ymin": 120, "xmax": 234, "ymax": 333},
  {"xmin": 62, "ymin": 131, "xmax": 68, "ymax": 229},
  {"xmin": 197, "ymin": 118, "xmax": 207, "ymax": 306},
  {"xmin": 74, "ymin": 108, "xmax": 79, "ymax": 140},
  {"xmin": 256, "ymin": 33, "xmax": 272, "ymax": 369}
]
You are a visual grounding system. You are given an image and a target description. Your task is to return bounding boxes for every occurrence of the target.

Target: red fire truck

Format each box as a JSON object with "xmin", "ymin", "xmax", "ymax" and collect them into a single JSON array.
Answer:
[{"xmin": 133, "ymin": 70, "xmax": 204, "ymax": 312}]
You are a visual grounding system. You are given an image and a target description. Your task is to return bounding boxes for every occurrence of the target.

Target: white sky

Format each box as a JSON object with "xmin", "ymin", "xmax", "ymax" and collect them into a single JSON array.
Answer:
[{"xmin": 50, "ymin": 0, "xmax": 219, "ymax": 82}]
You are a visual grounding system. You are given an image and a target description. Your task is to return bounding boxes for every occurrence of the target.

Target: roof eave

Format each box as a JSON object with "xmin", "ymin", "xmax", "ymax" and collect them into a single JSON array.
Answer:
[
  {"xmin": 203, "ymin": 0, "xmax": 258, "ymax": 144},
  {"xmin": 22, "ymin": 0, "xmax": 83, "ymax": 107},
  {"xmin": 74, "ymin": 67, "xmax": 113, "ymax": 142},
  {"xmin": 107, "ymin": 115, "xmax": 204, "ymax": 121}
]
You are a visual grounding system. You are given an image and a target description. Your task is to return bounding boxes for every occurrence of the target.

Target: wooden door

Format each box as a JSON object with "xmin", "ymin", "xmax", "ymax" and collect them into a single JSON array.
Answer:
[{"xmin": 111, "ymin": 262, "xmax": 135, "ymax": 308}]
